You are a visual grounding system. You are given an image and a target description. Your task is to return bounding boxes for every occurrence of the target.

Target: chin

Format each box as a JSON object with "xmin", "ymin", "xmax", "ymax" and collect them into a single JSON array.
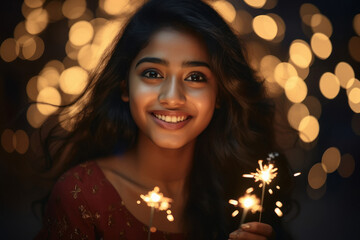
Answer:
[{"xmin": 151, "ymin": 136, "xmax": 193, "ymax": 150}]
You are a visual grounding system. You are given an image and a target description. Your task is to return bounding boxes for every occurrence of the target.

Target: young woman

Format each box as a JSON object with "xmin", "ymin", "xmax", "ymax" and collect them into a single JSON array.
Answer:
[{"xmin": 35, "ymin": 0, "xmax": 293, "ymax": 239}]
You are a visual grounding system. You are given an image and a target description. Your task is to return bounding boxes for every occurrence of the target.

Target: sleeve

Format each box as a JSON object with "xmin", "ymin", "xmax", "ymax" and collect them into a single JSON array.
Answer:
[{"xmin": 35, "ymin": 171, "xmax": 97, "ymax": 240}]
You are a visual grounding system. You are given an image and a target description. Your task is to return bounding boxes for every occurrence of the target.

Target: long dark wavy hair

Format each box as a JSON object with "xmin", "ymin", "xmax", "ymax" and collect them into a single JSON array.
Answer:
[{"xmin": 36, "ymin": 0, "xmax": 294, "ymax": 239}]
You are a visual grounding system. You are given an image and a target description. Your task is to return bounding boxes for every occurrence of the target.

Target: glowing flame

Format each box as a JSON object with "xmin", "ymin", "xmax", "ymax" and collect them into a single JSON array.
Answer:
[
  {"xmin": 230, "ymin": 194, "xmax": 262, "ymax": 215},
  {"xmin": 249, "ymin": 160, "xmax": 278, "ymax": 185},
  {"xmin": 140, "ymin": 186, "xmax": 174, "ymax": 222}
]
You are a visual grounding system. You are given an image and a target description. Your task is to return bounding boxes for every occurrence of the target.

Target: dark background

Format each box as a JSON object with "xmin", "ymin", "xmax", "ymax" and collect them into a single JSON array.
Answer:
[{"xmin": 0, "ymin": 0, "xmax": 359, "ymax": 239}]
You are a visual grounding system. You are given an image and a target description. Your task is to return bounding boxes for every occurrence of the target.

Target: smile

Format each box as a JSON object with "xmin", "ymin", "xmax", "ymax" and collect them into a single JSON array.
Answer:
[{"xmin": 153, "ymin": 113, "xmax": 190, "ymax": 123}]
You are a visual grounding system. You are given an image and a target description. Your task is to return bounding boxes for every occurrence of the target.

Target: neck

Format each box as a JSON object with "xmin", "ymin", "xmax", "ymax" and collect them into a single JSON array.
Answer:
[{"xmin": 126, "ymin": 132, "xmax": 195, "ymax": 197}]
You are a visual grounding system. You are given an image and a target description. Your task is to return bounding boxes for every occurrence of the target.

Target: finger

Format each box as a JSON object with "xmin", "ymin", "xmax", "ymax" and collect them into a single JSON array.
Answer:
[
  {"xmin": 240, "ymin": 222, "xmax": 273, "ymax": 237},
  {"xmin": 229, "ymin": 229, "xmax": 267, "ymax": 240}
]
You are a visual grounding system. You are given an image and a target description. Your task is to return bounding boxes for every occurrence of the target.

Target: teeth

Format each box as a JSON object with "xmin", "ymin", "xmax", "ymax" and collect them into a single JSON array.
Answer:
[{"xmin": 154, "ymin": 114, "xmax": 188, "ymax": 123}]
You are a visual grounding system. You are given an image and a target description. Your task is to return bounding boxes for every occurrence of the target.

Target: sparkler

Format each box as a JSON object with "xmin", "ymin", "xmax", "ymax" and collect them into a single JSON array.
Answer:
[
  {"xmin": 139, "ymin": 186, "xmax": 174, "ymax": 240},
  {"xmin": 243, "ymin": 159, "xmax": 278, "ymax": 222},
  {"xmin": 229, "ymin": 188, "xmax": 262, "ymax": 227}
]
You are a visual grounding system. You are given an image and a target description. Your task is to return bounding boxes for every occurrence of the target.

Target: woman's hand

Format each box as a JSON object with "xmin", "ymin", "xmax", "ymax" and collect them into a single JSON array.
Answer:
[{"xmin": 228, "ymin": 222, "xmax": 274, "ymax": 240}]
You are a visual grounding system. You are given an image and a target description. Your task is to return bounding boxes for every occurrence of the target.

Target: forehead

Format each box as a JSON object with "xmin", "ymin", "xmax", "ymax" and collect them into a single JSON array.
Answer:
[{"xmin": 134, "ymin": 28, "xmax": 210, "ymax": 63}]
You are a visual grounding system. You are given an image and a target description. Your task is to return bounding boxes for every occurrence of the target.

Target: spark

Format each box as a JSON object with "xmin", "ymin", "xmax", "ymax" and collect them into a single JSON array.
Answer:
[
  {"xmin": 294, "ymin": 172, "xmax": 301, "ymax": 177},
  {"xmin": 230, "ymin": 193, "xmax": 262, "ymax": 227},
  {"xmin": 249, "ymin": 160, "xmax": 278, "ymax": 184}
]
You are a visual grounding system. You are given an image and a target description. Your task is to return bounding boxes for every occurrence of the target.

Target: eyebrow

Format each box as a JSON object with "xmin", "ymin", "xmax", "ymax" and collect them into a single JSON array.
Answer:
[{"xmin": 135, "ymin": 57, "xmax": 211, "ymax": 69}]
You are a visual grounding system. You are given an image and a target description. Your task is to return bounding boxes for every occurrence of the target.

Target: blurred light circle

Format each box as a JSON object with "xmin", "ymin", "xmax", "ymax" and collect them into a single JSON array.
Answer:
[
  {"xmin": 77, "ymin": 44, "xmax": 102, "ymax": 71},
  {"xmin": 308, "ymin": 163, "xmax": 327, "ymax": 189},
  {"xmin": 244, "ymin": 0, "xmax": 267, "ymax": 8},
  {"xmin": 26, "ymin": 104, "xmax": 48, "ymax": 128},
  {"xmin": 348, "ymin": 36, "xmax": 360, "ymax": 62},
  {"xmin": 338, "ymin": 154, "xmax": 356, "ymax": 178},
  {"xmin": 25, "ymin": 8, "xmax": 49, "ymax": 35},
  {"xmin": 230, "ymin": 10, "xmax": 253, "ymax": 35},
  {"xmin": 321, "ymin": 147, "xmax": 341, "ymax": 173},
  {"xmin": 24, "ymin": 0, "xmax": 45, "ymax": 8},
  {"xmin": 211, "ymin": 0, "xmax": 236, "ymax": 23},
  {"xmin": 348, "ymin": 88, "xmax": 360, "ymax": 104},
  {"xmin": 298, "ymin": 115, "xmax": 319, "ymax": 143},
  {"xmin": 0, "ymin": 38, "xmax": 20, "ymax": 62},
  {"xmin": 335, "ymin": 62, "xmax": 355, "ymax": 89},
  {"xmin": 59, "ymin": 66, "xmax": 88, "ymax": 95},
  {"xmin": 289, "ymin": 39, "xmax": 312, "ymax": 68},
  {"xmin": 26, "ymin": 76, "xmax": 39, "ymax": 101},
  {"xmin": 267, "ymin": 13, "xmax": 286, "ymax": 43},
  {"xmin": 45, "ymin": 0, "xmax": 64, "ymax": 22},
  {"xmin": 36, "ymin": 87, "xmax": 61, "ymax": 115},
  {"xmin": 13, "ymin": 130, "xmax": 30, "ymax": 154},
  {"xmin": 300, "ymin": 3, "xmax": 320, "ymax": 26},
  {"xmin": 62, "ymin": 0, "xmax": 87, "ymax": 19},
  {"xmin": 319, "ymin": 72, "xmax": 340, "ymax": 99},
  {"xmin": 311, "ymin": 33, "xmax": 332, "ymax": 59},
  {"xmin": 353, "ymin": 14, "xmax": 360, "ymax": 36},
  {"xmin": 69, "ymin": 20, "xmax": 94, "ymax": 47},
  {"xmin": 260, "ymin": 55, "xmax": 281, "ymax": 83},
  {"xmin": 310, "ymin": 13, "xmax": 333, "ymax": 37},
  {"xmin": 287, "ymin": 103, "xmax": 309, "ymax": 129},
  {"xmin": 273, "ymin": 62, "xmax": 298, "ymax": 87},
  {"xmin": 1, "ymin": 129, "xmax": 15, "ymax": 153},
  {"xmin": 252, "ymin": 15, "xmax": 278, "ymax": 41},
  {"xmin": 284, "ymin": 76, "xmax": 307, "ymax": 103}
]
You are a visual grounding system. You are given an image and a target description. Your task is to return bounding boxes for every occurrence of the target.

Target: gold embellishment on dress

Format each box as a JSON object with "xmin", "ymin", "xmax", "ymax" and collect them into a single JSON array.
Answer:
[
  {"xmin": 94, "ymin": 212, "xmax": 100, "ymax": 219},
  {"xmin": 71, "ymin": 184, "xmax": 81, "ymax": 199},
  {"xmin": 92, "ymin": 185, "xmax": 98, "ymax": 194},
  {"xmin": 73, "ymin": 172, "xmax": 80, "ymax": 180},
  {"xmin": 121, "ymin": 201, "xmax": 125, "ymax": 206},
  {"xmin": 107, "ymin": 214, "xmax": 113, "ymax": 226},
  {"xmin": 126, "ymin": 221, "xmax": 131, "ymax": 227},
  {"xmin": 108, "ymin": 204, "xmax": 116, "ymax": 211},
  {"xmin": 80, "ymin": 163, "xmax": 88, "ymax": 168},
  {"xmin": 87, "ymin": 168, "xmax": 92, "ymax": 175},
  {"xmin": 79, "ymin": 205, "xmax": 92, "ymax": 219}
]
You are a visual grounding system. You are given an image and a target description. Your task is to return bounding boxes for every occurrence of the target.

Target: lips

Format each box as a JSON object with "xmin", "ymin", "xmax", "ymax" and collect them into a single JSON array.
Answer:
[{"xmin": 150, "ymin": 110, "xmax": 192, "ymax": 130}]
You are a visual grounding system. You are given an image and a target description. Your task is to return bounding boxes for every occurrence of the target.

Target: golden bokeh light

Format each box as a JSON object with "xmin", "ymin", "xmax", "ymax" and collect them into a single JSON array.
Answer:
[
  {"xmin": 338, "ymin": 154, "xmax": 356, "ymax": 178},
  {"xmin": 292, "ymin": 64, "xmax": 310, "ymax": 80},
  {"xmin": 348, "ymin": 88, "xmax": 360, "ymax": 104},
  {"xmin": 45, "ymin": 0, "xmax": 64, "ymax": 22},
  {"xmin": 243, "ymin": 0, "xmax": 267, "ymax": 9},
  {"xmin": 284, "ymin": 76, "xmax": 308, "ymax": 103},
  {"xmin": 289, "ymin": 39, "xmax": 312, "ymax": 68},
  {"xmin": 99, "ymin": 0, "xmax": 133, "ymax": 16},
  {"xmin": 69, "ymin": 20, "xmax": 94, "ymax": 47},
  {"xmin": 77, "ymin": 44, "xmax": 102, "ymax": 71},
  {"xmin": 27, "ymin": 104, "xmax": 48, "ymax": 128},
  {"xmin": 13, "ymin": 130, "xmax": 30, "ymax": 154},
  {"xmin": 36, "ymin": 87, "xmax": 62, "ymax": 115},
  {"xmin": 26, "ymin": 76, "xmax": 39, "ymax": 101},
  {"xmin": 308, "ymin": 162, "xmax": 327, "ymax": 189},
  {"xmin": 245, "ymin": 41, "xmax": 269, "ymax": 71},
  {"xmin": 264, "ymin": 81, "xmax": 283, "ymax": 98},
  {"xmin": 14, "ymin": 22, "xmax": 27, "ymax": 41},
  {"xmin": 298, "ymin": 115, "xmax": 319, "ymax": 143},
  {"xmin": 267, "ymin": 13, "xmax": 286, "ymax": 43},
  {"xmin": 38, "ymin": 66, "xmax": 60, "ymax": 89},
  {"xmin": 24, "ymin": 0, "xmax": 45, "ymax": 8},
  {"xmin": 262, "ymin": 0, "xmax": 277, "ymax": 9},
  {"xmin": 348, "ymin": 36, "xmax": 360, "ymax": 62},
  {"xmin": 311, "ymin": 33, "xmax": 332, "ymax": 59},
  {"xmin": 319, "ymin": 72, "xmax": 340, "ymax": 99},
  {"xmin": 210, "ymin": 0, "xmax": 236, "ymax": 23},
  {"xmin": 287, "ymin": 103, "xmax": 310, "ymax": 129},
  {"xmin": 230, "ymin": 10, "xmax": 253, "ymax": 35},
  {"xmin": 21, "ymin": 3, "xmax": 33, "ymax": 19},
  {"xmin": 59, "ymin": 66, "xmax": 88, "ymax": 95},
  {"xmin": 65, "ymin": 41, "xmax": 80, "ymax": 60},
  {"xmin": 310, "ymin": 13, "xmax": 333, "ymax": 37},
  {"xmin": 0, "ymin": 38, "xmax": 20, "ymax": 62},
  {"xmin": 25, "ymin": 8, "xmax": 49, "ymax": 35},
  {"xmin": 353, "ymin": 14, "xmax": 360, "ymax": 36},
  {"xmin": 300, "ymin": 3, "xmax": 320, "ymax": 26},
  {"xmin": 273, "ymin": 62, "xmax": 298, "ymax": 87},
  {"xmin": 45, "ymin": 59, "xmax": 65, "ymax": 73},
  {"xmin": 303, "ymin": 96, "xmax": 322, "ymax": 119},
  {"xmin": 321, "ymin": 147, "xmax": 341, "ymax": 173},
  {"xmin": 22, "ymin": 35, "xmax": 45, "ymax": 61},
  {"xmin": 260, "ymin": 55, "xmax": 281, "ymax": 83},
  {"xmin": 335, "ymin": 62, "xmax": 355, "ymax": 89},
  {"xmin": 252, "ymin": 15, "xmax": 278, "ymax": 41},
  {"xmin": 1, "ymin": 129, "xmax": 15, "ymax": 153},
  {"xmin": 62, "ymin": 0, "xmax": 87, "ymax": 19},
  {"xmin": 93, "ymin": 20, "xmax": 123, "ymax": 56}
]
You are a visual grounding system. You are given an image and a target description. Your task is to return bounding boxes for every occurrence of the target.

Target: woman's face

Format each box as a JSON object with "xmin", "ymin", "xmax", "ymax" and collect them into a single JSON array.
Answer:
[{"xmin": 125, "ymin": 29, "xmax": 218, "ymax": 149}]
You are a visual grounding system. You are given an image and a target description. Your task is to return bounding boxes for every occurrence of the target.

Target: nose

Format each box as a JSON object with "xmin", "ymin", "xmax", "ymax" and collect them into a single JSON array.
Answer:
[{"xmin": 158, "ymin": 75, "xmax": 186, "ymax": 108}]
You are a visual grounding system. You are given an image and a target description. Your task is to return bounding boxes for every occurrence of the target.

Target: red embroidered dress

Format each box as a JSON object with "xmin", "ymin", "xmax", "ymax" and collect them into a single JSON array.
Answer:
[{"xmin": 35, "ymin": 161, "xmax": 184, "ymax": 240}]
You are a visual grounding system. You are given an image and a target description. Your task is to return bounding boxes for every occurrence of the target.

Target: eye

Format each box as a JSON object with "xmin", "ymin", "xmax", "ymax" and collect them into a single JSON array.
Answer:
[
  {"xmin": 185, "ymin": 72, "xmax": 207, "ymax": 82},
  {"xmin": 141, "ymin": 69, "xmax": 163, "ymax": 79}
]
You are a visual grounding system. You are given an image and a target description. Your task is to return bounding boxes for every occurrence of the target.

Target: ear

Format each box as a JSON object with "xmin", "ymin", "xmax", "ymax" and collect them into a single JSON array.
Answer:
[{"xmin": 121, "ymin": 92, "xmax": 129, "ymax": 102}]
